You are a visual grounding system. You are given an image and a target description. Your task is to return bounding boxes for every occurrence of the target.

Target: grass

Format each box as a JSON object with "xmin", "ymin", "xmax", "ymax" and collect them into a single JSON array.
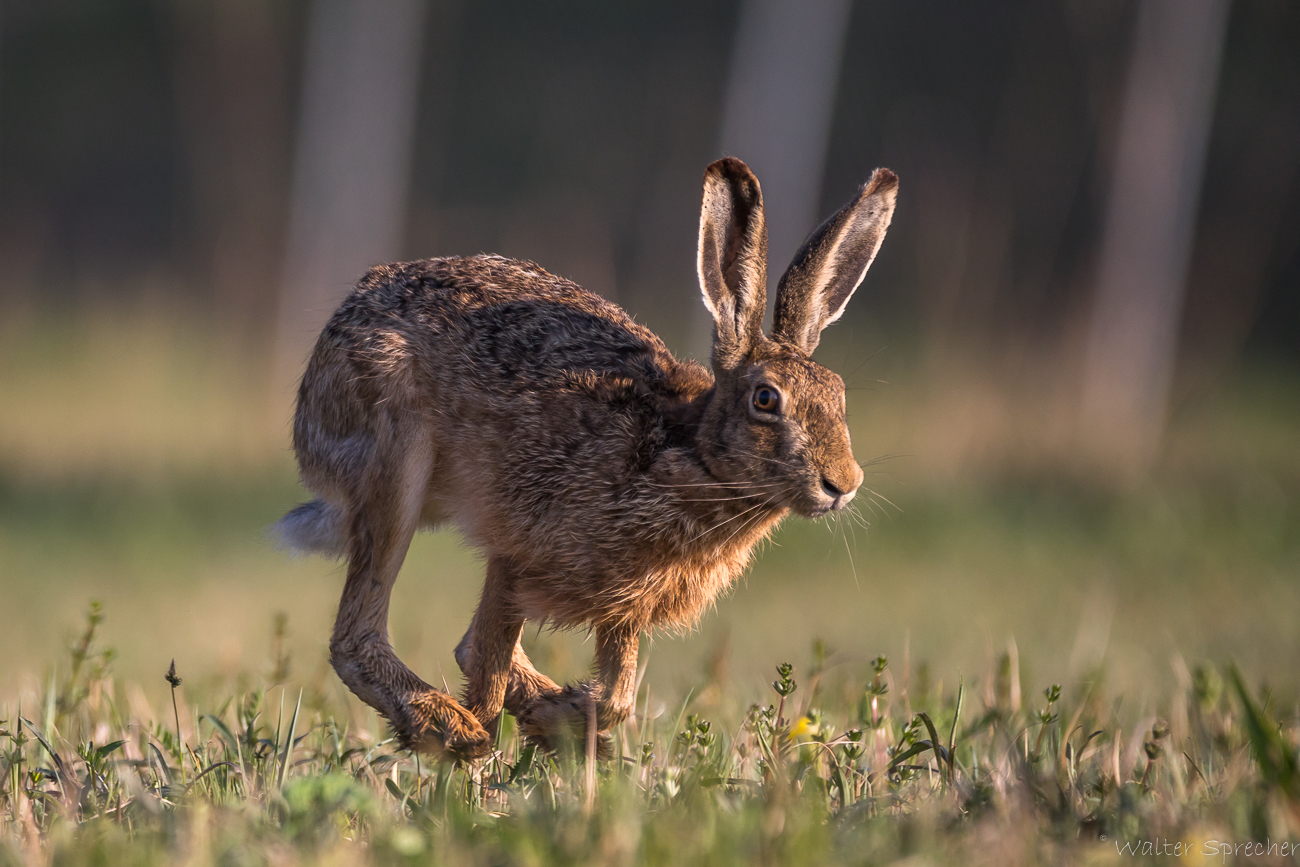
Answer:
[
  {"xmin": 0, "ymin": 602, "xmax": 1297, "ymax": 865},
  {"xmin": 1, "ymin": 312, "xmax": 1298, "ymax": 863}
]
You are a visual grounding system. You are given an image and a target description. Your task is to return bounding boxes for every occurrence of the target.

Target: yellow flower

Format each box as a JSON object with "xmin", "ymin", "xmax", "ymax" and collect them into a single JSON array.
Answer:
[{"xmin": 787, "ymin": 716, "xmax": 819, "ymax": 741}]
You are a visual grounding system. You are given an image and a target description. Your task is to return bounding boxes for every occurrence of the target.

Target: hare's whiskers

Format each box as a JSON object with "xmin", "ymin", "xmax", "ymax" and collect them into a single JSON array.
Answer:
[
  {"xmin": 644, "ymin": 480, "xmax": 783, "ymax": 490},
  {"xmin": 729, "ymin": 449, "xmax": 799, "ymax": 470},
  {"xmin": 840, "ymin": 517, "xmax": 860, "ymax": 592},
  {"xmin": 858, "ymin": 453, "xmax": 905, "ymax": 470},
  {"xmin": 847, "ymin": 503, "xmax": 871, "ymax": 531},
  {"xmin": 861, "ymin": 486, "xmax": 901, "ymax": 514},
  {"xmin": 843, "ymin": 344, "xmax": 888, "ymax": 383},
  {"xmin": 855, "ymin": 494, "xmax": 883, "ymax": 521},
  {"xmin": 674, "ymin": 492, "xmax": 776, "ymax": 503},
  {"xmin": 688, "ymin": 500, "xmax": 771, "ymax": 544},
  {"xmin": 719, "ymin": 495, "xmax": 780, "ymax": 549}
]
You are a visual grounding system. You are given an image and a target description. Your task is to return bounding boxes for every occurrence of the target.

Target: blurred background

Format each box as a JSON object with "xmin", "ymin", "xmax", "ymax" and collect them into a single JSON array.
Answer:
[{"xmin": 1, "ymin": 0, "xmax": 1297, "ymax": 714}]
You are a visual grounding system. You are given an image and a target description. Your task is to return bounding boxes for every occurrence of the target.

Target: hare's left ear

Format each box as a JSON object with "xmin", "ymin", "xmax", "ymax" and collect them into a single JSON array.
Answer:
[
  {"xmin": 698, "ymin": 157, "xmax": 768, "ymax": 371},
  {"xmin": 772, "ymin": 168, "xmax": 898, "ymax": 354}
]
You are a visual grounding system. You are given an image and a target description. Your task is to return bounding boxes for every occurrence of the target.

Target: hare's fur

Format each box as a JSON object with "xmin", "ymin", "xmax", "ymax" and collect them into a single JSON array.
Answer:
[{"xmin": 278, "ymin": 158, "xmax": 898, "ymax": 759}]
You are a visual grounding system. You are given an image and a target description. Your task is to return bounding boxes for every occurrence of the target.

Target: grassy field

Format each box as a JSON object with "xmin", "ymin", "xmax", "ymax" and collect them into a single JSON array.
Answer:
[
  {"xmin": 1, "ymin": 312, "xmax": 1298, "ymax": 863},
  {"xmin": 1, "ymin": 604, "xmax": 1298, "ymax": 866}
]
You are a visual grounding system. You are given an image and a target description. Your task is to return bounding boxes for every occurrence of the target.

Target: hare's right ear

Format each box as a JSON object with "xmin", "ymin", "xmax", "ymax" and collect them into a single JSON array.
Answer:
[
  {"xmin": 698, "ymin": 157, "xmax": 768, "ymax": 371},
  {"xmin": 772, "ymin": 168, "xmax": 898, "ymax": 354}
]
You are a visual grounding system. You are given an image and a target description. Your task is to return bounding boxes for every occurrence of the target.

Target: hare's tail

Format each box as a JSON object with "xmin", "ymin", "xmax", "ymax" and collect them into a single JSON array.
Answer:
[{"xmin": 272, "ymin": 499, "xmax": 346, "ymax": 558}]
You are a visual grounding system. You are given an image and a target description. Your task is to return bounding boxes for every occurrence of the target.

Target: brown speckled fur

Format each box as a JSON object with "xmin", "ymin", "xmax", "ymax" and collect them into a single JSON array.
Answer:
[{"xmin": 278, "ymin": 158, "xmax": 898, "ymax": 760}]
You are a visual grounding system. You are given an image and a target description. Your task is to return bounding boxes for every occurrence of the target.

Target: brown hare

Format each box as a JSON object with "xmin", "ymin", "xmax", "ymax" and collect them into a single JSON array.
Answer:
[{"xmin": 276, "ymin": 157, "xmax": 897, "ymax": 760}]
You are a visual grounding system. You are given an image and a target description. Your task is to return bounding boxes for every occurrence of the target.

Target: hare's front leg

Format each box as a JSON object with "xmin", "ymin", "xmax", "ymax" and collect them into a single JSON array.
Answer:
[
  {"xmin": 591, "ymin": 622, "xmax": 640, "ymax": 729},
  {"xmin": 454, "ymin": 612, "xmax": 563, "ymax": 723},
  {"xmin": 458, "ymin": 557, "xmax": 538, "ymax": 733},
  {"xmin": 515, "ymin": 622, "xmax": 640, "ymax": 753}
]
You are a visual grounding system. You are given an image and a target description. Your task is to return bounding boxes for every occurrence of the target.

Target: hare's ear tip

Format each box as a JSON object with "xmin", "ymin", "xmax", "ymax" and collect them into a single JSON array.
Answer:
[
  {"xmin": 705, "ymin": 156, "xmax": 757, "ymax": 182},
  {"xmin": 864, "ymin": 168, "xmax": 899, "ymax": 196}
]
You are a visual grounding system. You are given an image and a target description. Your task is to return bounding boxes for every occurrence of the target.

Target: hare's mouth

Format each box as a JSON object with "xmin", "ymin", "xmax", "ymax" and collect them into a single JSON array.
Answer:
[
  {"xmin": 801, "ymin": 480, "xmax": 855, "ymax": 518},
  {"xmin": 798, "ymin": 497, "xmax": 837, "ymax": 519}
]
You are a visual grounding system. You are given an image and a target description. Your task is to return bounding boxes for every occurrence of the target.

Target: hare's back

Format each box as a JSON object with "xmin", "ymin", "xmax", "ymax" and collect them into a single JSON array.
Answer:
[
  {"xmin": 293, "ymin": 256, "xmax": 686, "ymax": 514},
  {"xmin": 340, "ymin": 256, "xmax": 688, "ymax": 394}
]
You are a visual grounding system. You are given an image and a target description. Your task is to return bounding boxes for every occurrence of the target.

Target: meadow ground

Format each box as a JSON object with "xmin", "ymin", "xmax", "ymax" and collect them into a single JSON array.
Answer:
[{"xmin": 1, "ymin": 311, "xmax": 1297, "ymax": 864}]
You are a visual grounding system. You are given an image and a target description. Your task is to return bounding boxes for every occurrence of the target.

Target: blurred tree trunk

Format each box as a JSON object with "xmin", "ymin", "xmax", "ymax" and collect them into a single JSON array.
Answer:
[
  {"xmin": 170, "ymin": 0, "xmax": 293, "ymax": 347},
  {"xmin": 272, "ymin": 0, "xmax": 428, "ymax": 402},
  {"xmin": 1079, "ymin": 0, "xmax": 1230, "ymax": 475},
  {"xmin": 701, "ymin": 0, "xmax": 853, "ymax": 358}
]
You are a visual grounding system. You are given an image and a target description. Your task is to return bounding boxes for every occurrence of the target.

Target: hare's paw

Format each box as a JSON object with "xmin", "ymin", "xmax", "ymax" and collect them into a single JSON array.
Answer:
[
  {"xmin": 397, "ymin": 689, "xmax": 494, "ymax": 761},
  {"xmin": 515, "ymin": 685, "xmax": 614, "ymax": 759}
]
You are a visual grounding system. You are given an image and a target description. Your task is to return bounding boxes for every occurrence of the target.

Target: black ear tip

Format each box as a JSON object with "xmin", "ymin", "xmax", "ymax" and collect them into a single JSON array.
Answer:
[
  {"xmin": 863, "ymin": 168, "xmax": 899, "ymax": 196},
  {"xmin": 707, "ymin": 156, "xmax": 753, "ymax": 177},
  {"xmin": 705, "ymin": 156, "xmax": 761, "ymax": 197}
]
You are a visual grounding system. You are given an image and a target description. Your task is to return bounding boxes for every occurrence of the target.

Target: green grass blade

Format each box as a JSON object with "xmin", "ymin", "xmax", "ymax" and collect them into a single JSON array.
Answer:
[
  {"xmin": 1228, "ymin": 665, "xmax": 1299, "ymax": 798},
  {"xmin": 94, "ymin": 740, "xmax": 127, "ymax": 761},
  {"xmin": 916, "ymin": 712, "xmax": 946, "ymax": 777},
  {"xmin": 277, "ymin": 689, "xmax": 302, "ymax": 790}
]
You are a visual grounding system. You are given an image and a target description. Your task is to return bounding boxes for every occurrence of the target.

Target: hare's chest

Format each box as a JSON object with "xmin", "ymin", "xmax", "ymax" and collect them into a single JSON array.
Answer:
[
  {"xmin": 651, "ymin": 508, "xmax": 787, "ymax": 624},
  {"xmin": 638, "ymin": 530, "xmax": 769, "ymax": 629}
]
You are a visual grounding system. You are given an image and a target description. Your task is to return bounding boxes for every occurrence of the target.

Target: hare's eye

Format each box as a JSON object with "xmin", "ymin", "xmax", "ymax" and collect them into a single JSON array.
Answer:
[{"xmin": 752, "ymin": 387, "xmax": 781, "ymax": 413}]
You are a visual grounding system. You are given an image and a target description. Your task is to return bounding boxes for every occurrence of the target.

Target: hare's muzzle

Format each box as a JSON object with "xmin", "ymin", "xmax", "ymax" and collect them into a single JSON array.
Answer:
[{"xmin": 818, "ymin": 464, "xmax": 864, "ymax": 512}]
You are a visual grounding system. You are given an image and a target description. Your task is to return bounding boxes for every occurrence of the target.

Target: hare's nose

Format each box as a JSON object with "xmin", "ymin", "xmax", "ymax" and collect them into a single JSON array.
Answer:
[
  {"xmin": 821, "ymin": 465, "xmax": 863, "ymax": 506},
  {"xmin": 821, "ymin": 475, "xmax": 858, "ymax": 505}
]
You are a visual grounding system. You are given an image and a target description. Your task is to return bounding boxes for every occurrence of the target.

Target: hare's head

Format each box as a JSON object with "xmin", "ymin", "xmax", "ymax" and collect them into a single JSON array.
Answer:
[{"xmin": 694, "ymin": 157, "xmax": 897, "ymax": 518}]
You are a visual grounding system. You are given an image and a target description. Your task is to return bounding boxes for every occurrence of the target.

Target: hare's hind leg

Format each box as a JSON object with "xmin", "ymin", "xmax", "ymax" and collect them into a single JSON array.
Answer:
[{"xmin": 329, "ymin": 426, "xmax": 492, "ymax": 760}]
